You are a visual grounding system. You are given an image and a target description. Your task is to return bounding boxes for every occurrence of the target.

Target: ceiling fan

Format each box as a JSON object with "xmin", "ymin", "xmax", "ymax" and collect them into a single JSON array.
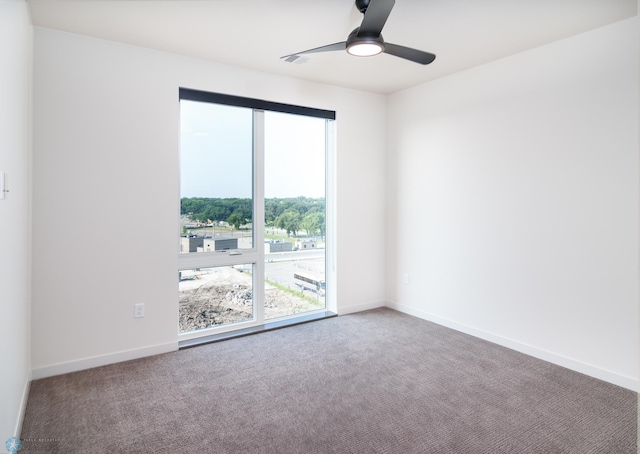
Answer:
[{"xmin": 282, "ymin": 0, "xmax": 436, "ymax": 65}]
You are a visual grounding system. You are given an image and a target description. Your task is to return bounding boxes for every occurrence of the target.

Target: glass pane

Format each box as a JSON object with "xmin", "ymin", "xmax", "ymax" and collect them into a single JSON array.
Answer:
[
  {"xmin": 264, "ymin": 111, "xmax": 326, "ymax": 319},
  {"xmin": 180, "ymin": 101, "xmax": 253, "ymax": 252},
  {"xmin": 179, "ymin": 265, "xmax": 254, "ymax": 333}
]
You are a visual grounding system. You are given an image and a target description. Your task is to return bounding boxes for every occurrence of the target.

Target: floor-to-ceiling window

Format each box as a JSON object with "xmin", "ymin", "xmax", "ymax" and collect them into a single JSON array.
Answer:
[{"xmin": 178, "ymin": 89, "xmax": 335, "ymax": 342}]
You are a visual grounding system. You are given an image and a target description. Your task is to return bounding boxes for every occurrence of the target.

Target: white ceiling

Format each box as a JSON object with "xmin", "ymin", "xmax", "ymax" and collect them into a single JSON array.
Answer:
[{"xmin": 27, "ymin": 0, "xmax": 637, "ymax": 94}]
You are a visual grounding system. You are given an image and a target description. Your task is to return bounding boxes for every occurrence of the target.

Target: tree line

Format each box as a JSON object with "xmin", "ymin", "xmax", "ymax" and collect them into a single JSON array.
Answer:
[{"xmin": 181, "ymin": 197, "xmax": 325, "ymax": 238}]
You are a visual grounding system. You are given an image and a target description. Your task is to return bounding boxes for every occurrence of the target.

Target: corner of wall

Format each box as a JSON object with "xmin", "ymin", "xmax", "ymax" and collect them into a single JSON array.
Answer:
[{"xmin": 337, "ymin": 300, "xmax": 386, "ymax": 316}]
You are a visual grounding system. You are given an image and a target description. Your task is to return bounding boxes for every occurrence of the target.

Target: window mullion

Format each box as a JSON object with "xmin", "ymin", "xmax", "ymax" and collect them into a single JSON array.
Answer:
[{"xmin": 253, "ymin": 110, "xmax": 266, "ymax": 325}]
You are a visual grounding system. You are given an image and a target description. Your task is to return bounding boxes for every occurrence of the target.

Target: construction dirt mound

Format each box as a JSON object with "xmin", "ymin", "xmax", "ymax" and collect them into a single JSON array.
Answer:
[{"xmin": 179, "ymin": 267, "xmax": 322, "ymax": 333}]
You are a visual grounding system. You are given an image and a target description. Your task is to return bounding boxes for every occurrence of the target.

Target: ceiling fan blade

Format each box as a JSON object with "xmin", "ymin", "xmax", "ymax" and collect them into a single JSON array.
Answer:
[
  {"xmin": 383, "ymin": 42, "xmax": 436, "ymax": 65},
  {"xmin": 282, "ymin": 42, "xmax": 347, "ymax": 58},
  {"xmin": 357, "ymin": 0, "xmax": 395, "ymax": 37}
]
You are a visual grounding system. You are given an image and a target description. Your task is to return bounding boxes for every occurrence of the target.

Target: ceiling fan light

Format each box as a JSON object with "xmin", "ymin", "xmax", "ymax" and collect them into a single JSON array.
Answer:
[{"xmin": 347, "ymin": 41, "xmax": 384, "ymax": 57}]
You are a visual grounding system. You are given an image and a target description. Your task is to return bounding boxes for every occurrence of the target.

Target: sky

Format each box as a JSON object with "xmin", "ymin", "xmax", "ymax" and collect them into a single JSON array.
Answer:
[{"xmin": 180, "ymin": 100, "xmax": 326, "ymax": 199}]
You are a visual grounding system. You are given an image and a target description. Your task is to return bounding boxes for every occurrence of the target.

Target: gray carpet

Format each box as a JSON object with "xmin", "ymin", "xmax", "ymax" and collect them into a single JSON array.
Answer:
[{"xmin": 21, "ymin": 308, "xmax": 636, "ymax": 453}]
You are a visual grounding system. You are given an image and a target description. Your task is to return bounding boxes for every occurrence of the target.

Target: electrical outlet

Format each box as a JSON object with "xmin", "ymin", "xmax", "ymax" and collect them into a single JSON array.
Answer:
[{"xmin": 134, "ymin": 303, "xmax": 145, "ymax": 318}]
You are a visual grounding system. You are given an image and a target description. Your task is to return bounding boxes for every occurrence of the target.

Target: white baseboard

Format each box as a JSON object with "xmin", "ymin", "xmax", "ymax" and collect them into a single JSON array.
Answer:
[
  {"xmin": 338, "ymin": 300, "xmax": 386, "ymax": 315},
  {"xmin": 31, "ymin": 342, "xmax": 178, "ymax": 380},
  {"xmin": 386, "ymin": 302, "xmax": 638, "ymax": 392},
  {"xmin": 14, "ymin": 371, "xmax": 31, "ymax": 437}
]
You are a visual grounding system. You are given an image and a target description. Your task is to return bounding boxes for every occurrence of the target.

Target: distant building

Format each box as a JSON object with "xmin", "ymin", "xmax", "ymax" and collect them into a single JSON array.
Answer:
[
  {"xmin": 203, "ymin": 237, "xmax": 238, "ymax": 251},
  {"xmin": 265, "ymin": 240, "xmax": 292, "ymax": 253},
  {"xmin": 296, "ymin": 239, "xmax": 317, "ymax": 250},
  {"xmin": 180, "ymin": 236, "xmax": 204, "ymax": 253},
  {"xmin": 237, "ymin": 236, "xmax": 253, "ymax": 249}
]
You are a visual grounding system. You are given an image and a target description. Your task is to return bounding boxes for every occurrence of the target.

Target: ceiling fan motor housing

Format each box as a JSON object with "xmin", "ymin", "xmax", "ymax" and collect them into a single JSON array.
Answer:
[{"xmin": 355, "ymin": 0, "xmax": 371, "ymax": 14}]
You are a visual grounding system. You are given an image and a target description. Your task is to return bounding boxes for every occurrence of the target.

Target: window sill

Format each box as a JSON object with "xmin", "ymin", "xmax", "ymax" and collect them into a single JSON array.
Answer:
[{"xmin": 178, "ymin": 310, "xmax": 337, "ymax": 349}]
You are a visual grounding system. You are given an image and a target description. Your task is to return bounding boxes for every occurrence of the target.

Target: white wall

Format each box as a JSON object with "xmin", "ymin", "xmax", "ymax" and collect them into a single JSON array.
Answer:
[
  {"xmin": 0, "ymin": 0, "xmax": 32, "ymax": 438},
  {"xmin": 387, "ymin": 17, "xmax": 639, "ymax": 390},
  {"xmin": 31, "ymin": 28, "xmax": 387, "ymax": 376}
]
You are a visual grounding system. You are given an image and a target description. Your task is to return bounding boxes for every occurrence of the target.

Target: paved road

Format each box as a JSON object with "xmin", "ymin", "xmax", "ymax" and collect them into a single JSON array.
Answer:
[
  {"xmin": 266, "ymin": 248, "xmax": 324, "ymax": 262},
  {"xmin": 265, "ymin": 250, "xmax": 326, "ymax": 304}
]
